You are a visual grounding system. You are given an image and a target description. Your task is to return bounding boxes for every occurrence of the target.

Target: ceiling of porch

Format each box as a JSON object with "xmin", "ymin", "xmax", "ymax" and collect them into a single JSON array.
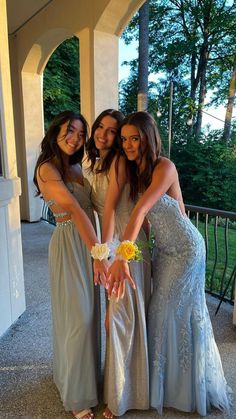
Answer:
[{"xmin": 7, "ymin": 0, "xmax": 53, "ymax": 35}]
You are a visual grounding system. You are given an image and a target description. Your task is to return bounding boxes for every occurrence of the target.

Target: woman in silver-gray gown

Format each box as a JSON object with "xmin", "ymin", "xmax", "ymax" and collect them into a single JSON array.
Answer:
[
  {"xmin": 33, "ymin": 111, "xmax": 108, "ymax": 419},
  {"xmin": 83, "ymin": 109, "xmax": 151, "ymax": 418},
  {"xmin": 107, "ymin": 111, "xmax": 231, "ymax": 417}
]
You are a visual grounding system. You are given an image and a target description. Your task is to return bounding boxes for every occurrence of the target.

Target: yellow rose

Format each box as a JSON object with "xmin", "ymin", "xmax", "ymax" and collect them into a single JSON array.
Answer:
[{"xmin": 116, "ymin": 240, "xmax": 138, "ymax": 261}]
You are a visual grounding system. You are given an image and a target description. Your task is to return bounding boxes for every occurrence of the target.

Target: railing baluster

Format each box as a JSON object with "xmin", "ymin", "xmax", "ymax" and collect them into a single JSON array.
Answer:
[
  {"xmin": 196, "ymin": 212, "xmax": 199, "ymax": 229},
  {"xmin": 210, "ymin": 216, "xmax": 218, "ymax": 293},
  {"xmin": 204, "ymin": 214, "xmax": 209, "ymax": 262},
  {"xmin": 220, "ymin": 218, "xmax": 229, "ymax": 296}
]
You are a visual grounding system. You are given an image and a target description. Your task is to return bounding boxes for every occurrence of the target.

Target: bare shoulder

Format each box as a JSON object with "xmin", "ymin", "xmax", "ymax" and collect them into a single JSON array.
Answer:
[
  {"xmin": 154, "ymin": 157, "xmax": 176, "ymax": 176},
  {"xmin": 110, "ymin": 154, "xmax": 126, "ymax": 175},
  {"xmin": 37, "ymin": 161, "xmax": 61, "ymax": 183},
  {"xmin": 112, "ymin": 153, "xmax": 126, "ymax": 168}
]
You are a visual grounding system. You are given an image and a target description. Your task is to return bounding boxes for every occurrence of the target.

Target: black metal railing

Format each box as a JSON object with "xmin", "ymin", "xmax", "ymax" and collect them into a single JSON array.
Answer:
[
  {"xmin": 185, "ymin": 204, "xmax": 236, "ymax": 307},
  {"xmin": 41, "ymin": 201, "xmax": 236, "ymax": 307}
]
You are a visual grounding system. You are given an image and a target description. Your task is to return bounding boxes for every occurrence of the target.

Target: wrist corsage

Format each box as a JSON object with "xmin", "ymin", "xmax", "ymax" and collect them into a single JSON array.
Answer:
[
  {"xmin": 115, "ymin": 240, "xmax": 143, "ymax": 262},
  {"xmin": 91, "ymin": 243, "xmax": 110, "ymax": 261}
]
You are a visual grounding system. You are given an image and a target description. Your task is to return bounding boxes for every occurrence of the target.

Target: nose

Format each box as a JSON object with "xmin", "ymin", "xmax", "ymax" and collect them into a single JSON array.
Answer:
[
  {"xmin": 124, "ymin": 138, "xmax": 133, "ymax": 149},
  {"xmin": 100, "ymin": 128, "xmax": 107, "ymax": 139}
]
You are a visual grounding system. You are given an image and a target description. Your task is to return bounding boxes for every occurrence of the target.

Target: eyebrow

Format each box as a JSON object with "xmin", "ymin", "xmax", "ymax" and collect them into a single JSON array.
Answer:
[
  {"xmin": 121, "ymin": 134, "xmax": 141, "ymax": 138},
  {"xmin": 100, "ymin": 123, "xmax": 117, "ymax": 130},
  {"xmin": 69, "ymin": 123, "xmax": 85, "ymax": 132}
]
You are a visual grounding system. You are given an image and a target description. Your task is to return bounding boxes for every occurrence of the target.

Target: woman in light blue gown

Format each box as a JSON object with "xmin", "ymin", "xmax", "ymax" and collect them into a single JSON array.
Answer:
[
  {"xmin": 107, "ymin": 111, "xmax": 231, "ymax": 417},
  {"xmin": 83, "ymin": 109, "xmax": 151, "ymax": 418},
  {"xmin": 33, "ymin": 111, "xmax": 108, "ymax": 419}
]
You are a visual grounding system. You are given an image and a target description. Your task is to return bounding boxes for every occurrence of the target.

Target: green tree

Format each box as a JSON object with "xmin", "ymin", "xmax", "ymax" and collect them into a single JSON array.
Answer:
[
  {"xmin": 43, "ymin": 36, "xmax": 80, "ymax": 128},
  {"xmin": 122, "ymin": 0, "xmax": 236, "ymax": 136}
]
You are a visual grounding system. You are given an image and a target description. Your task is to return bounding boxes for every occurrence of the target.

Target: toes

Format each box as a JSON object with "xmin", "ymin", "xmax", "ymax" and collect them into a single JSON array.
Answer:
[{"xmin": 103, "ymin": 407, "xmax": 114, "ymax": 419}]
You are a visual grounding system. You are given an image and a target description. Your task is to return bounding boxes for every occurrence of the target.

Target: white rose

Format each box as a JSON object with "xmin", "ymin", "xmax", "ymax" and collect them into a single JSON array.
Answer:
[{"xmin": 91, "ymin": 243, "xmax": 110, "ymax": 260}]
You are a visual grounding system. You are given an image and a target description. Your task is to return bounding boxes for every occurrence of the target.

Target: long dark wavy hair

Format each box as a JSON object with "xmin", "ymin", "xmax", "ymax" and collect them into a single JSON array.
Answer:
[
  {"xmin": 33, "ymin": 110, "xmax": 89, "ymax": 196},
  {"xmin": 86, "ymin": 109, "xmax": 124, "ymax": 174},
  {"xmin": 117, "ymin": 111, "xmax": 163, "ymax": 201}
]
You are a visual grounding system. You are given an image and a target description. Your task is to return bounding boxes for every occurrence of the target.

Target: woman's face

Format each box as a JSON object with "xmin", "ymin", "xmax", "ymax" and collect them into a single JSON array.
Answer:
[
  {"xmin": 121, "ymin": 124, "xmax": 144, "ymax": 165},
  {"xmin": 94, "ymin": 115, "xmax": 118, "ymax": 155},
  {"xmin": 57, "ymin": 119, "xmax": 85, "ymax": 155}
]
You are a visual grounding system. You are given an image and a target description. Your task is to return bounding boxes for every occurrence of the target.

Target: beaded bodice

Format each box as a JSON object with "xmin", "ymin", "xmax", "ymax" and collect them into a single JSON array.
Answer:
[{"xmin": 45, "ymin": 179, "xmax": 93, "ymax": 226}]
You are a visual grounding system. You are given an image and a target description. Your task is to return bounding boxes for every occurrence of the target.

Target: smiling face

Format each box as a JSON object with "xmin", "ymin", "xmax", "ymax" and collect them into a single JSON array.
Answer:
[
  {"xmin": 121, "ymin": 124, "xmax": 147, "ymax": 168},
  {"xmin": 57, "ymin": 119, "xmax": 85, "ymax": 156},
  {"xmin": 94, "ymin": 115, "xmax": 118, "ymax": 157}
]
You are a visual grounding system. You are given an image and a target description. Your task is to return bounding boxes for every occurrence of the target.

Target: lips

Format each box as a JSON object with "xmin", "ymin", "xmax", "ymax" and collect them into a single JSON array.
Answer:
[{"xmin": 95, "ymin": 138, "xmax": 107, "ymax": 147}]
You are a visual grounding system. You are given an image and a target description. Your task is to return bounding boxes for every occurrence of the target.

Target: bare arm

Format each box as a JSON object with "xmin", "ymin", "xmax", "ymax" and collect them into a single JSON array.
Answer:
[
  {"xmin": 102, "ymin": 155, "xmax": 127, "ymax": 243},
  {"xmin": 37, "ymin": 162, "xmax": 108, "ymax": 284},
  {"xmin": 122, "ymin": 158, "xmax": 176, "ymax": 241},
  {"xmin": 107, "ymin": 158, "xmax": 177, "ymax": 297},
  {"xmin": 38, "ymin": 162, "xmax": 99, "ymax": 250}
]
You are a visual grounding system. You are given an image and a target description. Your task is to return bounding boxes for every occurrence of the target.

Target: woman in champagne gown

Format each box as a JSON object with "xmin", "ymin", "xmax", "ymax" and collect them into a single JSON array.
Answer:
[
  {"xmin": 107, "ymin": 111, "xmax": 231, "ymax": 417},
  {"xmin": 83, "ymin": 109, "xmax": 151, "ymax": 418},
  {"xmin": 34, "ymin": 111, "xmax": 107, "ymax": 419}
]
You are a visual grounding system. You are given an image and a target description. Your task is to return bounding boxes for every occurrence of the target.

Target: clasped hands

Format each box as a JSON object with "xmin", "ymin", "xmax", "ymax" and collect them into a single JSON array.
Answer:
[{"xmin": 93, "ymin": 258, "xmax": 136, "ymax": 301}]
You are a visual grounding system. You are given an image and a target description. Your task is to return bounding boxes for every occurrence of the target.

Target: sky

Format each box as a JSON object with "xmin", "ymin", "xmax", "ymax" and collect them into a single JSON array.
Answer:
[{"xmin": 118, "ymin": 38, "xmax": 235, "ymax": 130}]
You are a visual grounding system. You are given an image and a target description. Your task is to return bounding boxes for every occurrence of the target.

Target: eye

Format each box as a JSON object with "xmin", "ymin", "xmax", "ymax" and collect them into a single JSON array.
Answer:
[
  {"xmin": 132, "ymin": 136, "xmax": 140, "ymax": 142},
  {"xmin": 78, "ymin": 132, "xmax": 85, "ymax": 140},
  {"xmin": 121, "ymin": 136, "xmax": 127, "ymax": 143}
]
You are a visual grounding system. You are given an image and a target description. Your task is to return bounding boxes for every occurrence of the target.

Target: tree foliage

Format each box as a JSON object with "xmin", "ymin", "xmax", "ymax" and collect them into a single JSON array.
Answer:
[
  {"xmin": 120, "ymin": 0, "xmax": 236, "ymax": 210},
  {"xmin": 171, "ymin": 132, "xmax": 236, "ymax": 211},
  {"xmin": 122, "ymin": 0, "xmax": 236, "ymax": 137},
  {"xmin": 43, "ymin": 36, "xmax": 80, "ymax": 129}
]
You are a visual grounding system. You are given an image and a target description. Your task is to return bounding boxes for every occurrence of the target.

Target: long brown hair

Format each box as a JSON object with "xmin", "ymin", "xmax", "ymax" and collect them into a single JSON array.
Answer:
[
  {"xmin": 118, "ymin": 111, "xmax": 162, "ymax": 201},
  {"xmin": 33, "ymin": 110, "xmax": 89, "ymax": 196},
  {"xmin": 86, "ymin": 109, "xmax": 124, "ymax": 174}
]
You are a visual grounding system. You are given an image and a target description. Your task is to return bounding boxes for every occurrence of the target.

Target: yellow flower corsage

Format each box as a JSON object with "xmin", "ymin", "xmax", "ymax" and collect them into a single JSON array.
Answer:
[{"xmin": 115, "ymin": 240, "xmax": 143, "ymax": 262}]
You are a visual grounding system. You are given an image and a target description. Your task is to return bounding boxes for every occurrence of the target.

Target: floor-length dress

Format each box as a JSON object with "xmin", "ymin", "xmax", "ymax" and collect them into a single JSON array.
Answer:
[
  {"xmin": 146, "ymin": 194, "xmax": 230, "ymax": 416},
  {"xmin": 47, "ymin": 180, "xmax": 99, "ymax": 412},
  {"xmin": 88, "ymin": 164, "xmax": 151, "ymax": 416}
]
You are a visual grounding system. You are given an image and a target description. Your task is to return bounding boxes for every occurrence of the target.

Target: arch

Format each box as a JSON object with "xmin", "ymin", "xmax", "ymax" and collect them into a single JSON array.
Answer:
[
  {"xmin": 94, "ymin": 0, "xmax": 145, "ymax": 36},
  {"xmin": 18, "ymin": 28, "xmax": 80, "ymax": 221},
  {"xmin": 23, "ymin": 28, "xmax": 75, "ymax": 75},
  {"xmin": 10, "ymin": 0, "xmax": 145, "ymax": 221}
]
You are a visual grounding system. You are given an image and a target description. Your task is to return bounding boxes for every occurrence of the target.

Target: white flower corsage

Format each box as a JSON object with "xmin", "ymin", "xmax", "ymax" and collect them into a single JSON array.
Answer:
[{"xmin": 91, "ymin": 243, "xmax": 110, "ymax": 261}]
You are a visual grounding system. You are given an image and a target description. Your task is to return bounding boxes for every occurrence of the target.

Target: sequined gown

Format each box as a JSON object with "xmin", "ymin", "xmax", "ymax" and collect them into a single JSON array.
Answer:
[
  {"xmin": 46, "ymin": 180, "xmax": 99, "ymax": 412},
  {"xmin": 85, "ymin": 162, "xmax": 151, "ymax": 416},
  {"xmin": 146, "ymin": 194, "xmax": 230, "ymax": 416}
]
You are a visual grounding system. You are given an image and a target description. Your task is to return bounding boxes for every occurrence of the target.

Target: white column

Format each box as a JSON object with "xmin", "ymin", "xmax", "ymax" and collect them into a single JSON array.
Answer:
[
  {"xmin": 0, "ymin": 0, "xmax": 25, "ymax": 336},
  {"xmin": 79, "ymin": 28, "xmax": 119, "ymax": 127},
  {"xmin": 21, "ymin": 72, "xmax": 44, "ymax": 221}
]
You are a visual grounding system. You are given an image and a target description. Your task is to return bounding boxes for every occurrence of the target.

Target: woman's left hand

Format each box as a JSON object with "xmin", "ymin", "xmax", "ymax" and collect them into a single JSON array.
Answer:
[
  {"xmin": 105, "ymin": 259, "xmax": 136, "ymax": 300},
  {"xmin": 93, "ymin": 259, "xmax": 110, "ymax": 285}
]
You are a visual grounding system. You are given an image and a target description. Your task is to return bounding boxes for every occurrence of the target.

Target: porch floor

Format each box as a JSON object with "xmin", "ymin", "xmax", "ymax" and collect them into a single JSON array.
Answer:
[{"xmin": 0, "ymin": 221, "xmax": 235, "ymax": 419}]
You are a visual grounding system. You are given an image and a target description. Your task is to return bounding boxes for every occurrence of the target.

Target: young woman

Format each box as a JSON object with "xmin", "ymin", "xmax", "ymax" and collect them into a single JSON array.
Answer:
[
  {"xmin": 33, "ymin": 110, "xmax": 108, "ymax": 419},
  {"xmin": 84, "ymin": 109, "xmax": 151, "ymax": 419},
  {"xmin": 107, "ymin": 111, "xmax": 230, "ymax": 417}
]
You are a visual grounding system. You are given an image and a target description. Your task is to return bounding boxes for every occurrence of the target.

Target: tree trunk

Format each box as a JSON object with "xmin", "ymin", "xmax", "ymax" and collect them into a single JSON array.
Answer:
[
  {"xmin": 137, "ymin": 0, "xmax": 149, "ymax": 111},
  {"xmin": 223, "ymin": 55, "xmax": 236, "ymax": 143},
  {"xmin": 194, "ymin": 38, "xmax": 209, "ymax": 136}
]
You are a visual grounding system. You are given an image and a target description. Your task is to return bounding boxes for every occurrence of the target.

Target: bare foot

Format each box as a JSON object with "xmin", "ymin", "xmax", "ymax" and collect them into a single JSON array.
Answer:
[
  {"xmin": 103, "ymin": 406, "xmax": 115, "ymax": 419},
  {"xmin": 72, "ymin": 409, "xmax": 94, "ymax": 419}
]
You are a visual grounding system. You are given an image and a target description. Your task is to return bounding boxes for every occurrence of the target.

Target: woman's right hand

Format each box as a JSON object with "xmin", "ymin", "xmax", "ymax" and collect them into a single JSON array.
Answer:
[
  {"xmin": 93, "ymin": 259, "xmax": 110, "ymax": 286},
  {"xmin": 105, "ymin": 259, "xmax": 136, "ymax": 301}
]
